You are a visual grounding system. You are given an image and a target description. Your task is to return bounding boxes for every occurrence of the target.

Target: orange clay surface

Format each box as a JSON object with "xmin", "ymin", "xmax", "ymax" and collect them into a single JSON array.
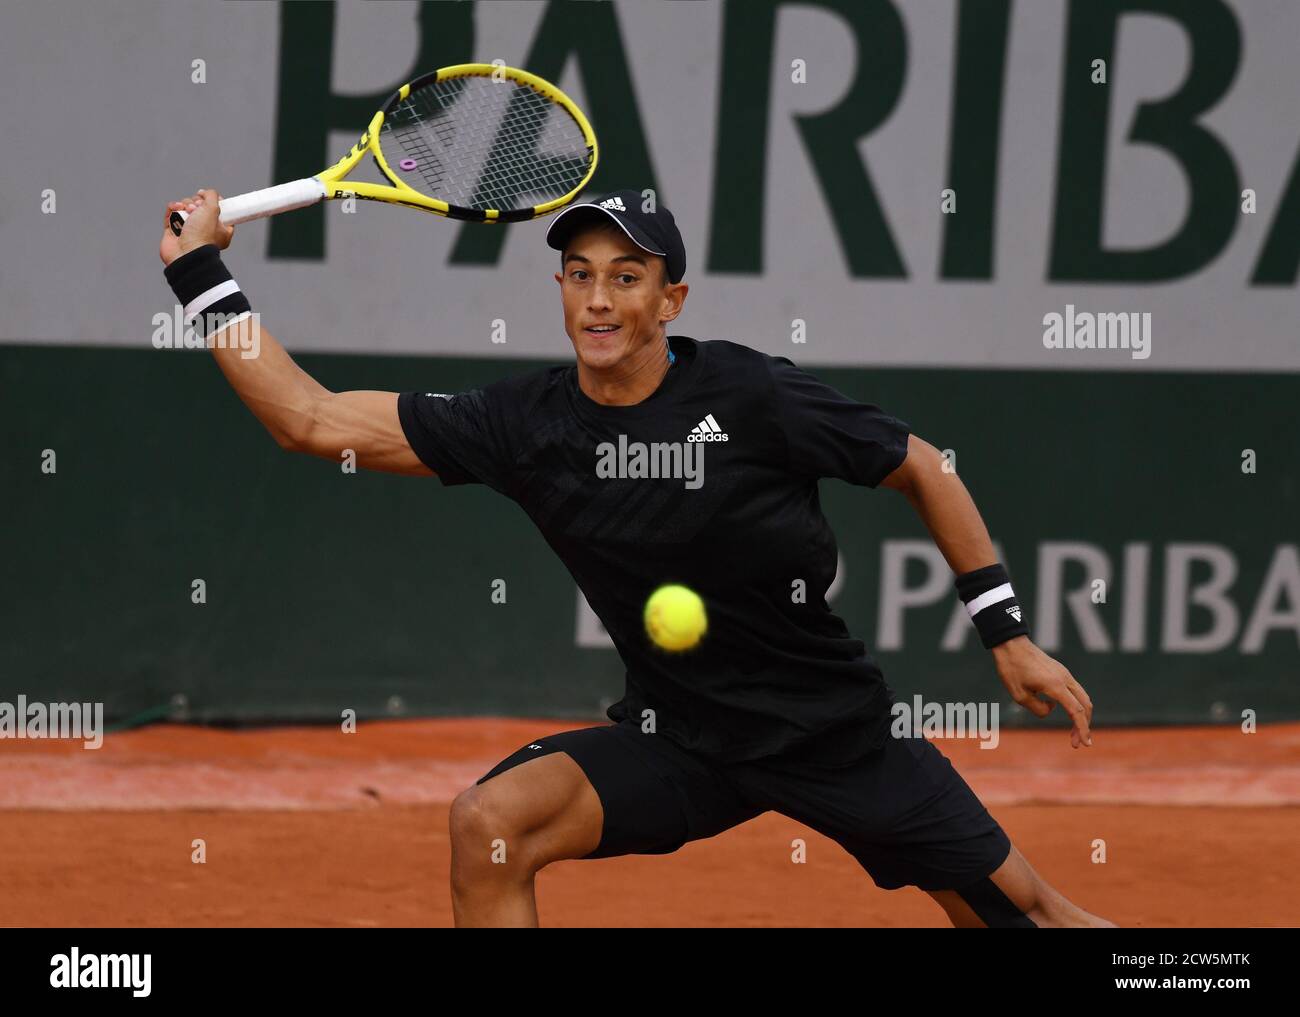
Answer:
[{"xmin": 2, "ymin": 719, "xmax": 1298, "ymax": 926}]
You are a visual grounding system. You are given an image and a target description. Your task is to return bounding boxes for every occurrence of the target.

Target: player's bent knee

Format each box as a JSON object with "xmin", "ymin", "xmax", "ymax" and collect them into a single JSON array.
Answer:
[{"xmin": 449, "ymin": 787, "xmax": 534, "ymax": 877}]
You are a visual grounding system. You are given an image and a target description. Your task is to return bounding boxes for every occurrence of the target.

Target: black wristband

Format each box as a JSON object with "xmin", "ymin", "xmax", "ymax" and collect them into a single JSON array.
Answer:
[
  {"xmin": 955, "ymin": 562, "xmax": 1029, "ymax": 649},
  {"xmin": 163, "ymin": 244, "xmax": 252, "ymax": 338}
]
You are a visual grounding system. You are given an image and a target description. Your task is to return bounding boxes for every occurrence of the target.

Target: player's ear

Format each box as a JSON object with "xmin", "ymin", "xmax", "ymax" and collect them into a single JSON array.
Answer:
[
  {"xmin": 659, "ymin": 281, "xmax": 688, "ymax": 324},
  {"xmin": 554, "ymin": 271, "xmax": 564, "ymax": 286}
]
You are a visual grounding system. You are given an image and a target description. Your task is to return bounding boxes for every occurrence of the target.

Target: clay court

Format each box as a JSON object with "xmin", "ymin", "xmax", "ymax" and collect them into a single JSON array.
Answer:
[{"xmin": 3, "ymin": 719, "xmax": 1297, "ymax": 927}]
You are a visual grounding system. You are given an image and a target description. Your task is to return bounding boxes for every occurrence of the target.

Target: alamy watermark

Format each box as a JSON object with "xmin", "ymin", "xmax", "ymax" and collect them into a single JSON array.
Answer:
[
  {"xmin": 50, "ymin": 948, "xmax": 150, "ymax": 997},
  {"xmin": 596, "ymin": 434, "xmax": 705, "ymax": 489},
  {"xmin": 151, "ymin": 306, "xmax": 261, "ymax": 359},
  {"xmin": 0, "ymin": 696, "xmax": 104, "ymax": 749},
  {"xmin": 1042, "ymin": 304, "xmax": 1151, "ymax": 360},
  {"xmin": 891, "ymin": 695, "xmax": 1000, "ymax": 749}
]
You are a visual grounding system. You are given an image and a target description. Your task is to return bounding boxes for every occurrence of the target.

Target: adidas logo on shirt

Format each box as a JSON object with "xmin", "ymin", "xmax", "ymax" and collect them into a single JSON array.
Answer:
[{"xmin": 687, "ymin": 413, "xmax": 729, "ymax": 442}]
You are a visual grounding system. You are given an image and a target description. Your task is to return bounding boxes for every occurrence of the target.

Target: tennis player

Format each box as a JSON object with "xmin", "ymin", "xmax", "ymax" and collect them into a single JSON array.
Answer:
[{"xmin": 160, "ymin": 187, "xmax": 1115, "ymax": 928}]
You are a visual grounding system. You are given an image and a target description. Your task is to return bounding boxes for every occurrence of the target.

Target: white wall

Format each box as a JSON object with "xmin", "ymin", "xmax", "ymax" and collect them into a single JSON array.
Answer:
[{"xmin": 1, "ymin": 0, "xmax": 1296, "ymax": 370}]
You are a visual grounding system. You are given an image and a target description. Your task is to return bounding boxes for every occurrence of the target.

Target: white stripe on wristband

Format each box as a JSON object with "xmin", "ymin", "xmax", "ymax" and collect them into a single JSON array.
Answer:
[
  {"xmin": 212, "ymin": 310, "xmax": 254, "ymax": 330},
  {"xmin": 183, "ymin": 279, "xmax": 242, "ymax": 322},
  {"xmin": 964, "ymin": 582, "xmax": 1015, "ymax": 618}
]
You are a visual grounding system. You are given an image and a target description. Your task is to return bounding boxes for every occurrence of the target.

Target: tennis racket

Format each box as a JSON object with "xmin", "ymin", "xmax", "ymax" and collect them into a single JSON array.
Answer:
[{"xmin": 168, "ymin": 63, "xmax": 598, "ymax": 236}]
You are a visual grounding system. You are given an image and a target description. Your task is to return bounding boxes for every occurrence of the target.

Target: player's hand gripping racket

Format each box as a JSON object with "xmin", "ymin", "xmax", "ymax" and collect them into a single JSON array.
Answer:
[{"xmin": 168, "ymin": 63, "xmax": 598, "ymax": 236}]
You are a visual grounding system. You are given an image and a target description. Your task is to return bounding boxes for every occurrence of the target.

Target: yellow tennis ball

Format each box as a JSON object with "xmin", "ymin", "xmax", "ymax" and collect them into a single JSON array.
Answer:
[{"xmin": 644, "ymin": 584, "xmax": 708, "ymax": 652}]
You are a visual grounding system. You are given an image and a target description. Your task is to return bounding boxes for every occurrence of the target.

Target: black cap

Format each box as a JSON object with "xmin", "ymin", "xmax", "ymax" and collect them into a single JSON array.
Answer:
[{"xmin": 546, "ymin": 189, "xmax": 686, "ymax": 283}]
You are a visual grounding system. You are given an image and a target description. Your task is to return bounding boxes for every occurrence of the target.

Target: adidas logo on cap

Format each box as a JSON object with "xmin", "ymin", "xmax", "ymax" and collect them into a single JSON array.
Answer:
[
  {"xmin": 687, "ymin": 413, "xmax": 729, "ymax": 442},
  {"xmin": 597, "ymin": 196, "xmax": 627, "ymax": 211}
]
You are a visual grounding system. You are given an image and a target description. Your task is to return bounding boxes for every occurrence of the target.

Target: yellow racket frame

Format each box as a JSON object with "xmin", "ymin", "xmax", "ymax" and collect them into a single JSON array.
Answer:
[{"xmin": 322, "ymin": 63, "xmax": 599, "ymax": 223}]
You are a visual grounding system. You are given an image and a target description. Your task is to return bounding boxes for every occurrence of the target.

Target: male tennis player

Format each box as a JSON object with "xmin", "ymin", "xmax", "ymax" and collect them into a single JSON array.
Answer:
[{"xmin": 160, "ymin": 187, "xmax": 1114, "ymax": 928}]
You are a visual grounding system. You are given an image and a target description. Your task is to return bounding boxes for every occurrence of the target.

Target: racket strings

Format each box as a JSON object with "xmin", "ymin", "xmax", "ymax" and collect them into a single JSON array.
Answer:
[
  {"xmin": 435, "ymin": 80, "xmax": 589, "ymax": 207},
  {"xmin": 379, "ymin": 76, "xmax": 592, "ymax": 211}
]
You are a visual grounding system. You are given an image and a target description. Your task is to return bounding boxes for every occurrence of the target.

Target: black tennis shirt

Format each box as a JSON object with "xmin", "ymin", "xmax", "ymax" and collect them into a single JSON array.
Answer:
[{"xmin": 398, "ymin": 336, "xmax": 911, "ymax": 764}]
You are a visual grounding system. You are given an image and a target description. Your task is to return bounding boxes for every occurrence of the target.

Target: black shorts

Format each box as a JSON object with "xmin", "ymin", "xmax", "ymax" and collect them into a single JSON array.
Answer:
[{"xmin": 476, "ymin": 719, "xmax": 1011, "ymax": 892}]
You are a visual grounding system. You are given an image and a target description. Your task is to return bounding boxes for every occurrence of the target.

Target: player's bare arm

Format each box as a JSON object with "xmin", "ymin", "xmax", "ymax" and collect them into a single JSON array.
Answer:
[
  {"xmin": 880, "ymin": 434, "xmax": 1094, "ymax": 749},
  {"xmin": 159, "ymin": 189, "xmax": 431, "ymax": 477}
]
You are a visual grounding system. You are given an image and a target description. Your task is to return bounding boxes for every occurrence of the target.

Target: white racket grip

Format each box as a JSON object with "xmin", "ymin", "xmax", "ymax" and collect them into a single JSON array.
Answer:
[
  {"xmin": 219, "ymin": 178, "xmax": 327, "ymax": 224},
  {"xmin": 169, "ymin": 178, "xmax": 327, "ymax": 235}
]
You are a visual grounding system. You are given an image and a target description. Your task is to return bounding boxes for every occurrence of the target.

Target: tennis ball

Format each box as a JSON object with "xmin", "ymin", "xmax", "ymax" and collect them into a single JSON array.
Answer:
[{"xmin": 644, "ymin": 584, "xmax": 708, "ymax": 652}]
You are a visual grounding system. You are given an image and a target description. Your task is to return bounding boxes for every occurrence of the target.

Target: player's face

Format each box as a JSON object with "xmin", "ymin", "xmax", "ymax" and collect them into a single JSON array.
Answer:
[{"xmin": 556, "ymin": 226, "xmax": 685, "ymax": 372}]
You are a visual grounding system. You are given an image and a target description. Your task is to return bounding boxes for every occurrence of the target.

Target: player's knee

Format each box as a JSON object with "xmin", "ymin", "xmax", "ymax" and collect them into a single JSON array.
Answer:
[{"xmin": 449, "ymin": 786, "xmax": 538, "ymax": 880}]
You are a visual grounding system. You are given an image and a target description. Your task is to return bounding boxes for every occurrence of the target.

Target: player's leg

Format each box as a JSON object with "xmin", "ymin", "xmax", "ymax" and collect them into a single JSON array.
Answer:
[
  {"xmin": 927, "ymin": 842, "xmax": 1117, "ymax": 928},
  {"xmin": 726, "ymin": 731, "xmax": 1116, "ymax": 927},
  {"xmin": 449, "ymin": 722, "xmax": 761, "ymax": 927},
  {"xmin": 924, "ymin": 887, "xmax": 985, "ymax": 927},
  {"xmin": 449, "ymin": 749, "xmax": 603, "ymax": 927}
]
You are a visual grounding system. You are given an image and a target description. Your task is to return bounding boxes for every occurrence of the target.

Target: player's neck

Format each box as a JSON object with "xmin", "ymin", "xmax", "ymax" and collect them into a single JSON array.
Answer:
[{"xmin": 577, "ymin": 339, "xmax": 673, "ymax": 407}]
